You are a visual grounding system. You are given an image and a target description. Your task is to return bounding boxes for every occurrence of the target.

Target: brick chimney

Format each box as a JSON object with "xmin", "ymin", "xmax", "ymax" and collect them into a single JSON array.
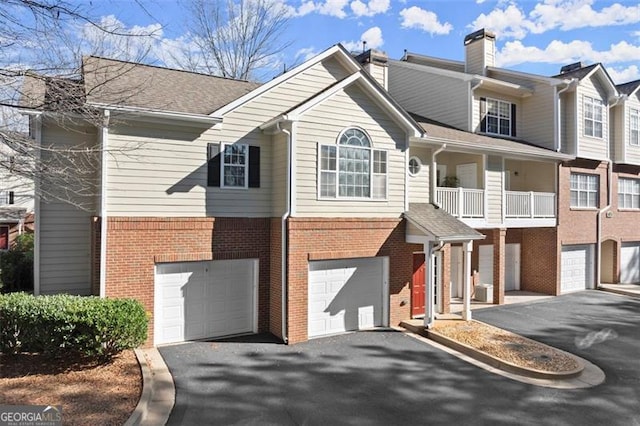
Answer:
[
  {"xmin": 354, "ymin": 49, "xmax": 389, "ymax": 90},
  {"xmin": 464, "ymin": 29, "xmax": 496, "ymax": 75}
]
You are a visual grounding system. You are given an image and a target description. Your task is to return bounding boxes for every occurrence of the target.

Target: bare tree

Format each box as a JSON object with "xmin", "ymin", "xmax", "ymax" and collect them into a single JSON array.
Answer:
[
  {"xmin": 0, "ymin": 0, "xmax": 159, "ymax": 209},
  {"xmin": 179, "ymin": 0, "xmax": 292, "ymax": 80}
]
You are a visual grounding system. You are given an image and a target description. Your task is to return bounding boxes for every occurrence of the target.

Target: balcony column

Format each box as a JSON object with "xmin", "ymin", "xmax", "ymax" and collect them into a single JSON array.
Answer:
[
  {"xmin": 462, "ymin": 240, "xmax": 473, "ymax": 321},
  {"xmin": 492, "ymin": 228, "xmax": 506, "ymax": 305},
  {"xmin": 423, "ymin": 241, "xmax": 435, "ymax": 328}
]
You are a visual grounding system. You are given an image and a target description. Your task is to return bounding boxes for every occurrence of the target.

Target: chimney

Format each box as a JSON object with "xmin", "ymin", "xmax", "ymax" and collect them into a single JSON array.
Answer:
[
  {"xmin": 355, "ymin": 49, "xmax": 389, "ymax": 90},
  {"xmin": 559, "ymin": 62, "xmax": 584, "ymax": 74},
  {"xmin": 464, "ymin": 29, "xmax": 496, "ymax": 75}
]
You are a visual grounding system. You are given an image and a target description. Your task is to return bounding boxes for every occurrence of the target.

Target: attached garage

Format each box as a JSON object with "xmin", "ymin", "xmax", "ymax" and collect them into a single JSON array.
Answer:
[
  {"xmin": 561, "ymin": 245, "xmax": 594, "ymax": 293},
  {"xmin": 621, "ymin": 242, "xmax": 640, "ymax": 284},
  {"xmin": 308, "ymin": 257, "xmax": 388, "ymax": 339},
  {"xmin": 154, "ymin": 259, "xmax": 258, "ymax": 345}
]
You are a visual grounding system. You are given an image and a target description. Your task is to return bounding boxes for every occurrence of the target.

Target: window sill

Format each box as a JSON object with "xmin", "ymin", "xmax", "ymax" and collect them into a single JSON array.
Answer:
[
  {"xmin": 317, "ymin": 197, "xmax": 389, "ymax": 202},
  {"xmin": 618, "ymin": 208, "xmax": 640, "ymax": 212},
  {"xmin": 569, "ymin": 207, "xmax": 599, "ymax": 211}
]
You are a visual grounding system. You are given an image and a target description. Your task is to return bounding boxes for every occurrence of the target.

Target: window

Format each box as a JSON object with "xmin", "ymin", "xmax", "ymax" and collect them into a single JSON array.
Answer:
[
  {"xmin": 207, "ymin": 143, "xmax": 260, "ymax": 188},
  {"xmin": 570, "ymin": 173, "xmax": 599, "ymax": 208},
  {"xmin": 618, "ymin": 178, "xmax": 640, "ymax": 209},
  {"xmin": 630, "ymin": 108, "xmax": 639, "ymax": 146},
  {"xmin": 480, "ymin": 97, "xmax": 516, "ymax": 137},
  {"xmin": 319, "ymin": 128, "xmax": 387, "ymax": 199},
  {"xmin": 584, "ymin": 96, "xmax": 603, "ymax": 138},
  {"xmin": 408, "ymin": 156, "xmax": 422, "ymax": 176}
]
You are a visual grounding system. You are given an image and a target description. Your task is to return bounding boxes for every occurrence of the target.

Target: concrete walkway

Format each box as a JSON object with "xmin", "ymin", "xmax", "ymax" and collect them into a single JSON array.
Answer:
[
  {"xmin": 599, "ymin": 282, "xmax": 640, "ymax": 298},
  {"xmin": 449, "ymin": 290, "xmax": 554, "ymax": 316}
]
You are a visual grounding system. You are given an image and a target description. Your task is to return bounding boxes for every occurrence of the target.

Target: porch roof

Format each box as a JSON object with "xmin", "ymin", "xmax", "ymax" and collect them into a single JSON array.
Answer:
[
  {"xmin": 405, "ymin": 203, "xmax": 484, "ymax": 242},
  {"xmin": 0, "ymin": 207, "xmax": 27, "ymax": 223}
]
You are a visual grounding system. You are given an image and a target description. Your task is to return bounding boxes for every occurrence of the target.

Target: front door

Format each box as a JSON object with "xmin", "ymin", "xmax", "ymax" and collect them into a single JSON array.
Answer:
[{"xmin": 412, "ymin": 253, "xmax": 425, "ymax": 317}]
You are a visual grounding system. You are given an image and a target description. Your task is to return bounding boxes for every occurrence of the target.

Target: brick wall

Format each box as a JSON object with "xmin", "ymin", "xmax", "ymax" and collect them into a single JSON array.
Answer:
[
  {"xmin": 103, "ymin": 217, "xmax": 271, "ymax": 346},
  {"xmin": 286, "ymin": 217, "xmax": 420, "ymax": 344},
  {"xmin": 521, "ymin": 227, "xmax": 558, "ymax": 294},
  {"xmin": 269, "ymin": 218, "xmax": 283, "ymax": 339}
]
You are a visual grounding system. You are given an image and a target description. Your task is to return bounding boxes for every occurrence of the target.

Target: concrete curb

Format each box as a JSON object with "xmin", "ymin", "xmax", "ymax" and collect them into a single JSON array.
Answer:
[
  {"xmin": 125, "ymin": 348, "xmax": 175, "ymax": 426},
  {"xmin": 398, "ymin": 322, "xmax": 604, "ymax": 389},
  {"xmin": 598, "ymin": 286, "xmax": 640, "ymax": 298}
]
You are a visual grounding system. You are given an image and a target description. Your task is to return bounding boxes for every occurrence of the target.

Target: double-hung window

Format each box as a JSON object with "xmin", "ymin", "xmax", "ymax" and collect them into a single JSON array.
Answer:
[
  {"xmin": 207, "ymin": 142, "xmax": 260, "ymax": 188},
  {"xmin": 618, "ymin": 178, "xmax": 640, "ymax": 209},
  {"xmin": 584, "ymin": 96, "xmax": 603, "ymax": 138},
  {"xmin": 480, "ymin": 97, "xmax": 516, "ymax": 137},
  {"xmin": 630, "ymin": 108, "xmax": 639, "ymax": 146},
  {"xmin": 222, "ymin": 144, "xmax": 247, "ymax": 188},
  {"xmin": 570, "ymin": 173, "xmax": 599, "ymax": 208},
  {"xmin": 319, "ymin": 128, "xmax": 387, "ymax": 199}
]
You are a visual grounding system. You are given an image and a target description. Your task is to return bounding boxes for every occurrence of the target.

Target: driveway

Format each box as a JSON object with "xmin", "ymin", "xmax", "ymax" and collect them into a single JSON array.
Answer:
[{"xmin": 159, "ymin": 291, "xmax": 640, "ymax": 426}]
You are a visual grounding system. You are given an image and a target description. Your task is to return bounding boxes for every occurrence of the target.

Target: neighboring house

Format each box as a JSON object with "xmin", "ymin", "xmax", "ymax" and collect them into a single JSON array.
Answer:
[
  {"xmin": 24, "ymin": 46, "xmax": 482, "ymax": 346},
  {"xmin": 0, "ymin": 144, "xmax": 35, "ymax": 250},
  {"xmin": 387, "ymin": 28, "xmax": 640, "ymax": 315}
]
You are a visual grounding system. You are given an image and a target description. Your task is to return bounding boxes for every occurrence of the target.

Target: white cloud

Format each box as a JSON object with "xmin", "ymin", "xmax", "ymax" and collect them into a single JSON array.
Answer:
[
  {"xmin": 350, "ymin": 0, "xmax": 390, "ymax": 17},
  {"xmin": 399, "ymin": 6, "xmax": 452, "ymax": 35},
  {"xmin": 497, "ymin": 39, "xmax": 640, "ymax": 69},
  {"xmin": 342, "ymin": 26, "xmax": 384, "ymax": 52},
  {"xmin": 607, "ymin": 65, "xmax": 640, "ymax": 84},
  {"xmin": 295, "ymin": 46, "xmax": 319, "ymax": 62},
  {"xmin": 297, "ymin": 0, "xmax": 349, "ymax": 18},
  {"xmin": 472, "ymin": 0, "xmax": 640, "ymax": 40}
]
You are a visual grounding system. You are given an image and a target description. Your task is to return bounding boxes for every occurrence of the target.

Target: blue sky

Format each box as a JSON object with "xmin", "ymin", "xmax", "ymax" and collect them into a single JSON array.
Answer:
[{"xmin": 79, "ymin": 0, "xmax": 640, "ymax": 83}]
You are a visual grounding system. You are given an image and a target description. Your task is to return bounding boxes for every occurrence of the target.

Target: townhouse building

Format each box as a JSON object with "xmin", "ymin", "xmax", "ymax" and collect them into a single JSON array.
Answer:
[{"xmin": 386, "ymin": 29, "xmax": 640, "ymax": 316}]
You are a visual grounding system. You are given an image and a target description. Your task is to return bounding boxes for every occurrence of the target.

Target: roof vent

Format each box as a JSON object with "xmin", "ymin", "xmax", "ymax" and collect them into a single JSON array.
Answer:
[{"xmin": 560, "ymin": 62, "xmax": 584, "ymax": 74}]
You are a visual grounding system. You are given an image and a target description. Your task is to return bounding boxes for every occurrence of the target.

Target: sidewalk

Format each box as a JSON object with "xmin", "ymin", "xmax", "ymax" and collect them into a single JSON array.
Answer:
[{"xmin": 598, "ymin": 283, "xmax": 640, "ymax": 298}]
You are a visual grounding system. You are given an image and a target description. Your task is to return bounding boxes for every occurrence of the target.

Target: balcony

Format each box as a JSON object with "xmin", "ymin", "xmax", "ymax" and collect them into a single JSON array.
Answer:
[
  {"xmin": 505, "ymin": 191, "xmax": 555, "ymax": 218},
  {"xmin": 436, "ymin": 187, "xmax": 484, "ymax": 218}
]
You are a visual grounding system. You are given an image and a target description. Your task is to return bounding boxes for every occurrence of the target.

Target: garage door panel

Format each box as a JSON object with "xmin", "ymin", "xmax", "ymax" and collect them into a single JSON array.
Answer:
[
  {"xmin": 308, "ymin": 257, "xmax": 386, "ymax": 338},
  {"xmin": 561, "ymin": 245, "xmax": 594, "ymax": 293},
  {"xmin": 621, "ymin": 243, "xmax": 640, "ymax": 284},
  {"xmin": 155, "ymin": 259, "xmax": 256, "ymax": 345}
]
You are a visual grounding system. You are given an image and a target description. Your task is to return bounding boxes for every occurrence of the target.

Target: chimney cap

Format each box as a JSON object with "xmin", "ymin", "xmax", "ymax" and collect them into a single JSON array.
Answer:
[
  {"xmin": 560, "ymin": 62, "xmax": 584, "ymax": 74},
  {"xmin": 464, "ymin": 28, "xmax": 496, "ymax": 45}
]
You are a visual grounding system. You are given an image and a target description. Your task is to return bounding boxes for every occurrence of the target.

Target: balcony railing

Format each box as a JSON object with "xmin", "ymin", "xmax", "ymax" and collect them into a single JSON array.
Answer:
[
  {"xmin": 435, "ymin": 187, "xmax": 484, "ymax": 218},
  {"xmin": 505, "ymin": 191, "xmax": 556, "ymax": 218}
]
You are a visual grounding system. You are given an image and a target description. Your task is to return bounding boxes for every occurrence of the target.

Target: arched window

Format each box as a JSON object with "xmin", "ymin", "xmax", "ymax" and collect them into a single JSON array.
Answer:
[{"xmin": 319, "ymin": 128, "xmax": 387, "ymax": 199}]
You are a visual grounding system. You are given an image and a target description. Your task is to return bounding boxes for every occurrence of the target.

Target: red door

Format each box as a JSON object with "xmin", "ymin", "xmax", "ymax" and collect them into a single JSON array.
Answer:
[{"xmin": 412, "ymin": 253, "xmax": 426, "ymax": 317}]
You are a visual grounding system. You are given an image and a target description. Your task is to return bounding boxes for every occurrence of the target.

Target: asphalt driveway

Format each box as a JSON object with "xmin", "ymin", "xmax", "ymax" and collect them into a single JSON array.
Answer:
[{"xmin": 159, "ymin": 291, "xmax": 640, "ymax": 426}]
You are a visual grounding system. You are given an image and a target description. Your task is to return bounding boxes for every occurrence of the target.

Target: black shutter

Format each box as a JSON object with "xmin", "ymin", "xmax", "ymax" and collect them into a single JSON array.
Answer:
[
  {"xmin": 8, "ymin": 191, "xmax": 14, "ymax": 205},
  {"xmin": 248, "ymin": 146, "xmax": 260, "ymax": 188},
  {"xmin": 511, "ymin": 103, "xmax": 517, "ymax": 137},
  {"xmin": 207, "ymin": 143, "xmax": 220, "ymax": 187},
  {"xmin": 480, "ymin": 97, "xmax": 487, "ymax": 133}
]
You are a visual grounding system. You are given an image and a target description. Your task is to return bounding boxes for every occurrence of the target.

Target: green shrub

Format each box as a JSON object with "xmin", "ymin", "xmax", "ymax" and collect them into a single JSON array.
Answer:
[
  {"xmin": 0, "ymin": 233, "xmax": 34, "ymax": 293},
  {"xmin": 0, "ymin": 293, "xmax": 148, "ymax": 359}
]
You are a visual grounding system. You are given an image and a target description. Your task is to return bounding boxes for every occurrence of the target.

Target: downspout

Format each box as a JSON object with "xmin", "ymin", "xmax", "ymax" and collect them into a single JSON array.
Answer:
[
  {"xmin": 431, "ymin": 144, "xmax": 446, "ymax": 205},
  {"xmin": 280, "ymin": 122, "xmax": 292, "ymax": 344},
  {"xmin": 99, "ymin": 110, "xmax": 110, "ymax": 298},
  {"xmin": 555, "ymin": 79, "xmax": 577, "ymax": 152},
  {"xmin": 32, "ymin": 113, "xmax": 42, "ymax": 295},
  {"xmin": 469, "ymin": 80, "xmax": 484, "ymax": 131}
]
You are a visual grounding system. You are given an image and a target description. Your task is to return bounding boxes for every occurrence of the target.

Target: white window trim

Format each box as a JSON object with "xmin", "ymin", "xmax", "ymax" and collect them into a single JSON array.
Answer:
[
  {"xmin": 220, "ymin": 143, "xmax": 249, "ymax": 189},
  {"xmin": 618, "ymin": 177, "xmax": 640, "ymax": 210},
  {"xmin": 408, "ymin": 156, "xmax": 422, "ymax": 177},
  {"xmin": 317, "ymin": 128, "xmax": 389, "ymax": 201},
  {"xmin": 630, "ymin": 108, "xmax": 639, "ymax": 146},
  {"xmin": 485, "ymin": 97, "xmax": 512, "ymax": 137},
  {"xmin": 570, "ymin": 172, "xmax": 599, "ymax": 209},
  {"xmin": 583, "ymin": 95, "xmax": 604, "ymax": 139}
]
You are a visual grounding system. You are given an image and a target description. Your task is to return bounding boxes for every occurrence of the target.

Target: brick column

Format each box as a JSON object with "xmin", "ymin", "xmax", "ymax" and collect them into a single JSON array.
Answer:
[{"xmin": 493, "ymin": 228, "xmax": 506, "ymax": 305}]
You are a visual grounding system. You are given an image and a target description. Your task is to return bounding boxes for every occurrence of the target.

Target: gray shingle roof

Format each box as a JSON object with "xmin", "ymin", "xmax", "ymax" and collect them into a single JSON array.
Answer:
[
  {"xmin": 82, "ymin": 56, "xmax": 261, "ymax": 115},
  {"xmin": 405, "ymin": 203, "xmax": 484, "ymax": 241},
  {"xmin": 551, "ymin": 63, "xmax": 598, "ymax": 80},
  {"xmin": 411, "ymin": 114, "xmax": 573, "ymax": 160},
  {"xmin": 617, "ymin": 79, "xmax": 640, "ymax": 96}
]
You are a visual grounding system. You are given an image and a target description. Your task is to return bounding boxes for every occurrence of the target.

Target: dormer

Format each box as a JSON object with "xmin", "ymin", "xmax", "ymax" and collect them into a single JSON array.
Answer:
[
  {"xmin": 464, "ymin": 29, "xmax": 496, "ymax": 76},
  {"xmin": 612, "ymin": 79, "xmax": 640, "ymax": 165}
]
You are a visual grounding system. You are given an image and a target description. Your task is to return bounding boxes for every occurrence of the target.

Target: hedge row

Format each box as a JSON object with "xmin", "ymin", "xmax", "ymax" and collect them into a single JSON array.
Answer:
[{"xmin": 0, "ymin": 293, "xmax": 148, "ymax": 359}]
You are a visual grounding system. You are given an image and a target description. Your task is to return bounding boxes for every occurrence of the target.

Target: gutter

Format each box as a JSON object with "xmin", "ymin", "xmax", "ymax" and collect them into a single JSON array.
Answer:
[
  {"xmin": 32, "ymin": 113, "xmax": 42, "ymax": 295},
  {"xmin": 469, "ymin": 80, "xmax": 484, "ymax": 131},
  {"xmin": 596, "ymin": 160, "xmax": 612, "ymax": 288},
  {"xmin": 555, "ymin": 79, "xmax": 577, "ymax": 152},
  {"xmin": 87, "ymin": 103, "xmax": 222, "ymax": 125},
  {"xmin": 99, "ymin": 110, "xmax": 110, "ymax": 298},
  {"xmin": 431, "ymin": 144, "xmax": 446, "ymax": 205}
]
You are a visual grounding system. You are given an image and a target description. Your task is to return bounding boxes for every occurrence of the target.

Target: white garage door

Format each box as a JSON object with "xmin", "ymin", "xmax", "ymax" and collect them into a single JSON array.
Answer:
[
  {"xmin": 308, "ymin": 257, "xmax": 388, "ymax": 338},
  {"xmin": 621, "ymin": 242, "xmax": 640, "ymax": 284},
  {"xmin": 561, "ymin": 245, "xmax": 594, "ymax": 293},
  {"xmin": 478, "ymin": 245, "xmax": 493, "ymax": 285},
  {"xmin": 154, "ymin": 259, "xmax": 257, "ymax": 345}
]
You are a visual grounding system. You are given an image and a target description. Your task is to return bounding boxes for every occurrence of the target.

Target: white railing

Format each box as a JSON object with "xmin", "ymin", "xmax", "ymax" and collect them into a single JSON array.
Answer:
[
  {"xmin": 436, "ymin": 187, "xmax": 485, "ymax": 218},
  {"xmin": 505, "ymin": 191, "xmax": 556, "ymax": 218}
]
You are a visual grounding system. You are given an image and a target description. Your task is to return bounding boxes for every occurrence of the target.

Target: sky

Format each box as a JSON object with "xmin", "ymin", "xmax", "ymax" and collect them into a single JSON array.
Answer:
[{"xmin": 23, "ymin": 0, "xmax": 640, "ymax": 84}]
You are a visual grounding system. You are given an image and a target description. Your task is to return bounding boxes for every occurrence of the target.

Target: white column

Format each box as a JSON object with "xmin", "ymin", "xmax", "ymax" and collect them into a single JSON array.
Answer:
[
  {"xmin": 424, "ymin": 242, "xmax": 435, "ymax": 328},
  {"xmin": 462, "ymin": 240, "xmax": 473, "ymax": 321}
]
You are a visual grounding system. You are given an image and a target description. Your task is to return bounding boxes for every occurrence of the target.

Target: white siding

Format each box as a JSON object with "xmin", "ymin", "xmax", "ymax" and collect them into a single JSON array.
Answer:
[
  {"xmin": 39, "ymin": 124, "xmax": 97, "ymax": 295},
  {"xmin": 408, "ymin": 145, "xmax": 431, "ymax": 204},
  {"xmin": 388, "ymin": 61, "xmax": 469, "ymax": 130},
  {"xmin": 610, "ymin": 103, "xmax": 624, "ymax": 163},
  {"xmin": 485, "ymin": 155, "xmax": 503, "ymax": 225},
  {"xmin": 576, "ymin": 78, "xmax": 609, "ymax": 160},
  {"xmin": 519, "ymin": 82, "xmax": 556, "ymax": 150},
  {"xmin": 561, "ymin": 92, "xmax": 576, "ymax": 154},
  {"xmin": 105, "ymin": 58, "xmax": 351, "ymax": 217},
  {"xmin": 0, "ymin": 144, "xmax": 34, "ymax": 211},
  {"xmin": 271, "ymin": 131, "xmax": 288, "ymax": 216},
  {"xmin": 472, "ymin": 89, "xmax": 522, "ymax": 135},
  {"xmin": 504, "ymin": 160, "xmax": 555, "ymax": 192},
  {"xmin": 295, "ymin": 84, "xmax": 407, "ymax": 217}
]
